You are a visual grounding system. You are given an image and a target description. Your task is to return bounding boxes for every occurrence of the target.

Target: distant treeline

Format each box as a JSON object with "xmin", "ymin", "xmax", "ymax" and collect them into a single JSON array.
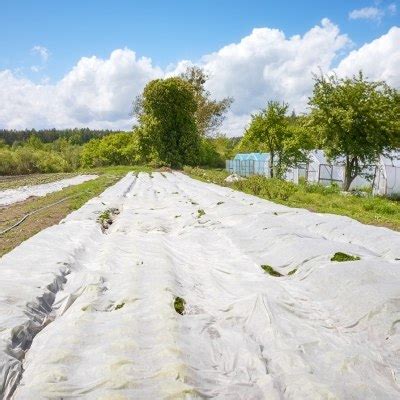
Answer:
[{"xmin": 0, "ymin": 128, "xmax": 120, "ymax": 146}]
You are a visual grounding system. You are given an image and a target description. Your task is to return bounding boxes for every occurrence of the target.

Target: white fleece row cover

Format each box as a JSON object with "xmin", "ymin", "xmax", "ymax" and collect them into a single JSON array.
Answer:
[
  {"xmin": 0, "ymin": 172, "xmax": 399, "ymax": 399},
  {"xmin": 0, "ymin": 175, "xmax": 98, "ymax": 206}
]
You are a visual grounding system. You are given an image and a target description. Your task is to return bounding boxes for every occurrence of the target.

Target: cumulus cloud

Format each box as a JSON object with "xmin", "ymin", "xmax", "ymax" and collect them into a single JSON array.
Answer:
[
  {"xmin": 198, "ymin": 18, "xmax": 349, "ymax": 133},
  {"xmin": 0, "ymin": 49, "xmax": 162, "ymax": 130},
  {"xmin": 0, "ymin": 21, "xmax": 399, "ymax": 136},
  {"xmin": 335, "ymin": 27, "xmax": 400, "ymax": 87}
]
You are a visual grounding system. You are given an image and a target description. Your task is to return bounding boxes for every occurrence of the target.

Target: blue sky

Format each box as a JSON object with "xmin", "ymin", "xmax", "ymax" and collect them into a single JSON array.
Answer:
[
  {"xmin": 0, "ymin": 1, "xmax": 399, "ymax": 134},
  {"xmin": 1, "ymin": 0, "xmax": 398, "ymax": 81}
]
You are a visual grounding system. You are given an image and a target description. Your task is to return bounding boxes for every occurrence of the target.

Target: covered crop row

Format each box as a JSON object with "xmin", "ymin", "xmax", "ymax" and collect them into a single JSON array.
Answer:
[{"xmin": 0, "ymin": 172, "xmax": 399, "ymax": 399}]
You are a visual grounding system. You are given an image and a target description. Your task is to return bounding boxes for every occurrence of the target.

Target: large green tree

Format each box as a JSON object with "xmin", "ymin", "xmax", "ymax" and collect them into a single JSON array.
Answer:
[
  {"xmin": 309, "ymin": 72, "xmax": 399, "ymax": 190},
  {"xmin": 135, "ymin": 77, "xmax": 201, "ymax": 167},
  {"xmin": 180, "ymin": 66, "xmax": 233, "ymax": 137},
  {"xmin": 239, "ymin": 101, "xmax": 311, "ymax": 178}
]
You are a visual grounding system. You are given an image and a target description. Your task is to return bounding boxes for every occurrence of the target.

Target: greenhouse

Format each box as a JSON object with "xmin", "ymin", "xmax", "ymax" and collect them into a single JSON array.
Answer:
[
  {"xmin": 226, "ymin": 153, "xmax": 270, "ymax": 176},
  {"xmin": 288, "ymin": 150, "xmax": 372, "ymax": 189},
  {"xmin": 373, "ymin": 151, "xmax": 400, "ymax": 196},
  {"xmin": 227, "ymin": 150, "xmax": 377, "ymax": 190}
]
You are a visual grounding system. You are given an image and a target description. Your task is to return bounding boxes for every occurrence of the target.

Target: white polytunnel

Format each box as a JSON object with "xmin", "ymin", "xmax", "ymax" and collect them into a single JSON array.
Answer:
[
  {"xmin": 0, "ymin": 172, "xmax": 399, "ymax": 399},
  {"xmin": 373, "ymin": 151, "xmax": 400, "ymax": 197}
]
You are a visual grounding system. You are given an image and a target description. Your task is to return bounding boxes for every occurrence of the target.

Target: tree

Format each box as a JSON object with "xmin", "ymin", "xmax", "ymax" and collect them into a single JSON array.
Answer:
[
  {"xmin": 135, "ymin": 77, "xmax": 201, "ymax": 167},
  {"xmin": 239, "ymin": 101, "xmax": 311, "ymax": 178},
  {"xmin": 180, "ymin": 66, "xmax": 233, "ymax": 136},
  {"xmin": 309, "ymin": 71, "xmax": 399, "ymax": 191}
]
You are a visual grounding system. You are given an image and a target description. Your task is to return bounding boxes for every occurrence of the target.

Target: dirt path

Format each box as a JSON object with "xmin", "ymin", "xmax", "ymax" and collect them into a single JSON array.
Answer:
[{"xmin": 1, "ymin": 172, "xmax": 399, "ymax": 399}]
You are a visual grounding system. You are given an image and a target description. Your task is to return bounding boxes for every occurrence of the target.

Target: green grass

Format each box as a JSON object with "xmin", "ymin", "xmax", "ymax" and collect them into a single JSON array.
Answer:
[
  {"xmin": 261, "ymin": 264, "xmax": 283, "ymax": 277},
  {"xmin": 184, "ymin": 167, "xmax": 400, "ymax": 231},
  {"xmin": 331, "ymin": 252, "xmax": 361, "ymax": 262},
  {"xmin": 174, "ymin": 297, "xmax": 186, "ymax": 315}
]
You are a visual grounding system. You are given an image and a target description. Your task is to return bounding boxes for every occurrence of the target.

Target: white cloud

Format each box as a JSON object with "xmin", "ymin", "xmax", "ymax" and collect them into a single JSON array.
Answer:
[
  {"xmin": 348, "ymin": 3, "xmax": 397, "ymax": 21},
  {"xmin": 335, "ymin": 27, "xmax": 400, "ymax": 87},
  {"xmin": 219, "ymin": 112, "xmax": 252, "ymax": 137},
  {"xmin": 0, "ymin": 49, "xmax": 162, "ymax": 130},
  {"xmin": 31, "ymin": 45, "xmax": 50, "ymax": 62},
  {"xmin": 197, "ymin": 18, "xmax": 349, "ymax": 133},
  {"xmin": 0, "ymin": 21, "xmax": 399, "ymax": 136},
  {"xmin": 349, "ymin": 7, "xmax": 385, "ymax": 21}
]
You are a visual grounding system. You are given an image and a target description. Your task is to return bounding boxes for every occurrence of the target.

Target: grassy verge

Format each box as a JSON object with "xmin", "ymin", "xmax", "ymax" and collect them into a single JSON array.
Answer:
[
  {"xmin": 184, "ymin": 166, "xmax": 400, "ymax": 231},
  {"xmin": 0, "ymin": 166, "xmax": 150, "ymax": 257}
]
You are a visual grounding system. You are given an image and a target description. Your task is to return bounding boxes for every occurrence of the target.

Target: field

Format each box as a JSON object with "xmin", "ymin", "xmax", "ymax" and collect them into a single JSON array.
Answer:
[
  {"xmin": 0, "ymin": 171, "xmax": 399, "ymax": 398},
  {"xmin": 0, "ymin": 166, "xmax": 150, "ymax": 256}
]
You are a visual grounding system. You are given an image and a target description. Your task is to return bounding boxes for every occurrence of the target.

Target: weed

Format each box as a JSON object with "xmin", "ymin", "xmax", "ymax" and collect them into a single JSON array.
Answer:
[
  {"xmin": 174, "ymin": 297, "xmax": 186, "ymax": 315},
  {"xmin": 331, "ymin": 252, "xmax": 360, "ymax": 262},
  {"xmin": 217, "ymin": 201, "xmax": 224, "ymax": 205},
  {"xmin": 175, "ymin": 215, "xmax": 181, "ymax": 218},
  {"xmin": 288, "ymin": 268, "xmax": 297, "ymax": 275},
  {"xmin": 261, "ymin": 264, "xmax": 283, "ymax": 277},
  {"xmin": 98, "ymin": 209, "xmax": 111, "ymax": 223},
  {"xmin": 115, "ymin": 302, "xmax": 125, "ymax": 310},
  {"xmin": 197, "ymin": 209, "xmax": 205, "ymax": 218},
  {"xmin": 97, "ymin": 207, "xmax": 119, "ymax": 230}
]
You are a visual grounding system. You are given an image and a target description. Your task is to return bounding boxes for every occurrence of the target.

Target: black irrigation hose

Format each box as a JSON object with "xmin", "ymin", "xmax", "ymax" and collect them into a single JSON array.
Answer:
[{"xmin": 0, "ymin": 193, "xmax": 82, "ymax": 236}]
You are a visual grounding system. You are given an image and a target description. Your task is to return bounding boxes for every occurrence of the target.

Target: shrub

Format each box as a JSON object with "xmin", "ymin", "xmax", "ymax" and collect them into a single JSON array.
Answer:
[
  {"xmin": 235, "ymin": 176, "xmax": 298, "ymax": 201},
  {"xmin": 12, "ymin": 148, "xmax": 67, "ymax": 174},
  {"xmin": 0, "ymin": 148, "xmax": 17, "ymax": 175},
  {"xmin": 199, "ymin": 138, "xmax": 225, "ymax": 167},
  {"xmin": 81, "ymin": 132, "xmax": 142, "ymax": 167}
]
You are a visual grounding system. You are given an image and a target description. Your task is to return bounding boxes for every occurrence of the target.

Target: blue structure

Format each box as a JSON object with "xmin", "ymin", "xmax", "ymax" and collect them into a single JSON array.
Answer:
[{"xmin": 226, "ymin": 153, "xmax": 270, "ymax": 176}]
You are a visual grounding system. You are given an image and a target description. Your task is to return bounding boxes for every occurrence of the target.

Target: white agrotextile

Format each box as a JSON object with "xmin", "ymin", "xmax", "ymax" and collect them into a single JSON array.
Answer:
[
  {"xmin": 0, "ymin": 172, "xmax": 399, "ymax": 399},
  {"xmin": 0, "ymin": 175, "xmax": 98, "ymax": 206}
]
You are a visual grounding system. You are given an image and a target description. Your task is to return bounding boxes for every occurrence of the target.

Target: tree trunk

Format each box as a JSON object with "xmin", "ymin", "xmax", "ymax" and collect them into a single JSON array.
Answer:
[
  {"xmin": 270, "ymin": 152, "xmax": 274, "ymax": 178},
  {"xmin": 343, "ymin": 156, "xmax": 356, "ymax": 191}
]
